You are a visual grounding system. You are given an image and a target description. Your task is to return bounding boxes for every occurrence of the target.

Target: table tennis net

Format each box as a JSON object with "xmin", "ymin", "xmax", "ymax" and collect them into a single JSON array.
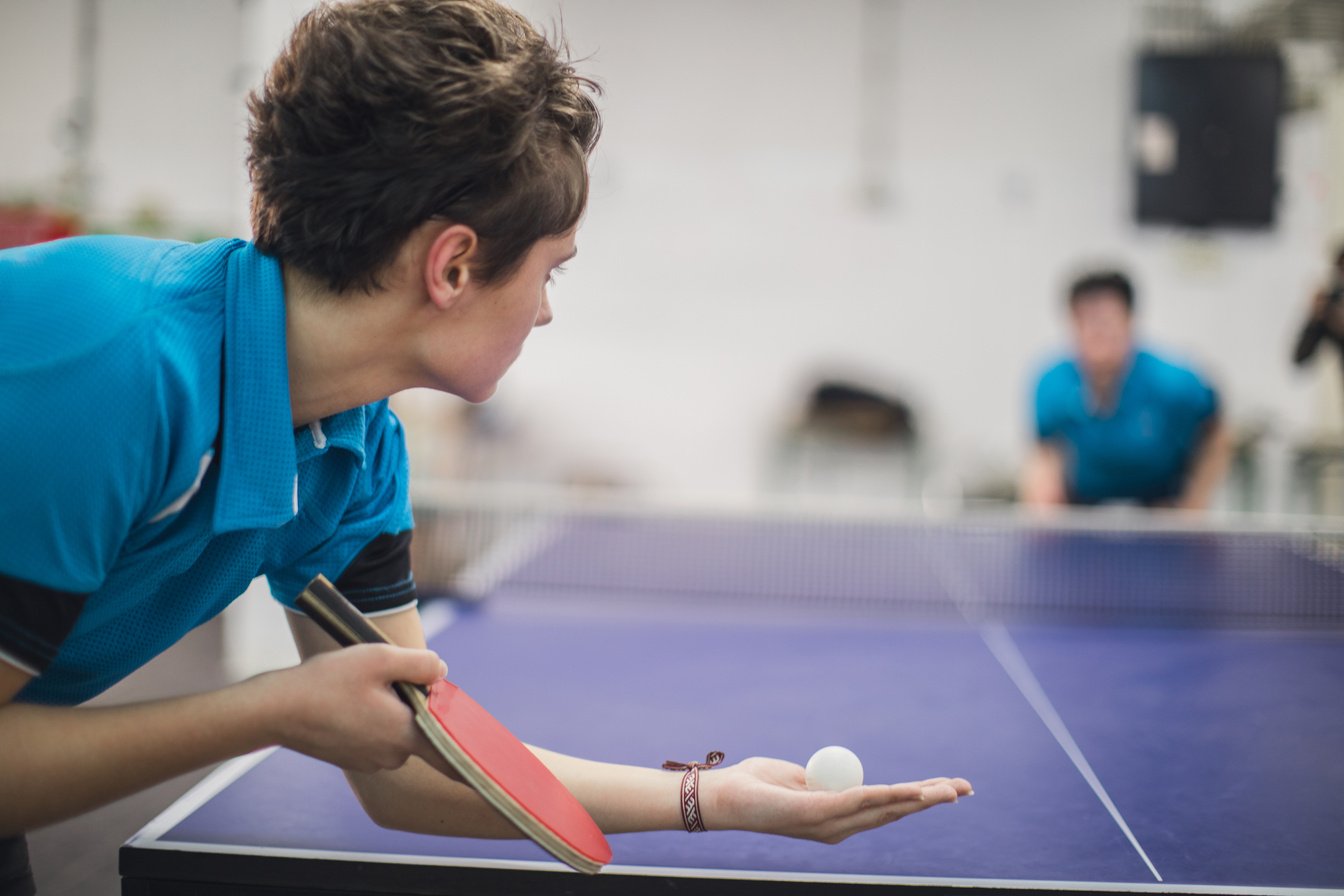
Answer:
[{"xmin": 409, "ymin": 495, "xmax": 1344, "ymax": 630}]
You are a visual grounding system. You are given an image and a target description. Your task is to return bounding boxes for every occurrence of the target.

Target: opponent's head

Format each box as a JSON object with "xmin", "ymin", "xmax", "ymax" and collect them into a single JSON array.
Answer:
[
  {"xmin": 1066, "ymin": 270, "xmax": 1135, "ymax": 383},
  {"xmin": 246, "ymin": 0, "xmax": 602, "ymax": 296}
]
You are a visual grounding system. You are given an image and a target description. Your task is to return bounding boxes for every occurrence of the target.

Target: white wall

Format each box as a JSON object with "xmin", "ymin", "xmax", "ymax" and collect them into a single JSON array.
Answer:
[
  {"xmin": 2, "ymin": 0, "xmax": 1337, "ymax": 499},
  {"xmin": 0, "ymin": 0, "xmax": 80, "ymax": 203},
  {"xmin": 501, "ymin": 0, "xmax": 1336, "ymax": 495},
  {"xmin": 0, "ymin": 0, "xmax": 247, "ymax": 233}
]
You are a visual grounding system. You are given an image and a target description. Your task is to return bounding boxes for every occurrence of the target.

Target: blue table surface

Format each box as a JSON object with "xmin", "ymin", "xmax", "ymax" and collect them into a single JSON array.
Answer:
[{"xmin": 141, "ymin": 519, "xmax": 1344, "ymax": 890}]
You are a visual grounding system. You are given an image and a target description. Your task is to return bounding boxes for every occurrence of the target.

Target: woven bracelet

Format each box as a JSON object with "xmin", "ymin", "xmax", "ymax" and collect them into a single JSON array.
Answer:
[{"xmin": 662, "ymin": 752, "xmax": 725, "ymax": 833}]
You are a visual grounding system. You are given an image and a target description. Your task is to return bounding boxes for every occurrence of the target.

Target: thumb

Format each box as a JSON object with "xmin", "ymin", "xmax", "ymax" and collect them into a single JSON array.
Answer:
[{"xmin": 381, "ymin": 645, "xmax": 448, "ymax": 686}]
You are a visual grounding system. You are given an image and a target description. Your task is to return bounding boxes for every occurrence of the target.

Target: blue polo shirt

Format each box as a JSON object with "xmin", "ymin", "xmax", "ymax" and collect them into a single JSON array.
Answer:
[
  {"xmin": 1033, "ymin": 349, "xmax": 1219, "ymax": 505},
  {"xmin": 0, "ymin": 236, "xmax": 416, "ymax": 705}
]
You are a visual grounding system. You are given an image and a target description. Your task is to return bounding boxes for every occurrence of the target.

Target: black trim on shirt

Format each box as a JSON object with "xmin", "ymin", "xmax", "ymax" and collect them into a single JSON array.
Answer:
[
  {"xmin": 0, "ymin": 835, "xmax": 35, "ymax": 896},
  {"xmin": 0, "ymin": 572, "xmax": 88, "ymax": 674},
  {"xmin": 333, "ymin": 530, "xmax": 417, "ymax": 614}
]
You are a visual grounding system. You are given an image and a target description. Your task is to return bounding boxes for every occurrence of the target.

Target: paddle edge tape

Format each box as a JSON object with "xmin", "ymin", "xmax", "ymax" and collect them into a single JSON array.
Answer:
[{"xmin": 406, "ymin": 687, "xmax": 608, "ymax": 875}]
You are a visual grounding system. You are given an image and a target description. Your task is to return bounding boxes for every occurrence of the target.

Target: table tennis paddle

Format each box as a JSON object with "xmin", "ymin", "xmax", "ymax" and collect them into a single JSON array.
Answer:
[{"xmin": 296, "ymin": 574, "xmax": 612, "ymax": 874}]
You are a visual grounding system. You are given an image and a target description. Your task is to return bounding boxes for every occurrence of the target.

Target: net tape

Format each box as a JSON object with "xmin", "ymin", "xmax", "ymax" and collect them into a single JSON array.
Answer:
[{"xmin": 409, "ymin": 485, "xmax": 1344, "ymax": 630}]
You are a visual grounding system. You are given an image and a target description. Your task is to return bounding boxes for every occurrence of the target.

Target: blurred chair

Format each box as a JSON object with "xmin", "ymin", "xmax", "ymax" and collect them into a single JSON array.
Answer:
[
  {"xmin": 1290, "ymin": 435, "xmax": 1344, "ymax": 516},
  {"xmin": 765, "ymin": 377, "xmax": 922, "ymax": 501}
]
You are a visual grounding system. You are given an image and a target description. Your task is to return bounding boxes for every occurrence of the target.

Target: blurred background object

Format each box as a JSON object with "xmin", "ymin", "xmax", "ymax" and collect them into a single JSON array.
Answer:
[
  {"xmin": 765, "ymin": 373, "xmax": 922, "ymax": 500},
  {"xmin": 0, "ymin": 203, "xmax": 79, "ymax": 249}
]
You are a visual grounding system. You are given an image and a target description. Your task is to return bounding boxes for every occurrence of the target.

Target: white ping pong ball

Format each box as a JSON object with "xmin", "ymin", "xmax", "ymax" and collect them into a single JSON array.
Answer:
[{"xmin": 805, "ymin": 746, "xmax": 864, "ymax": 792}]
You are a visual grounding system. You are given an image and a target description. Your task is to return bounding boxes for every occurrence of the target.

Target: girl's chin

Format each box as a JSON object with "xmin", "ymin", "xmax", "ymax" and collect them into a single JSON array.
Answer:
[{"xmin": 457, "ymin": 381, "xmax": 499, "ymax": 404}]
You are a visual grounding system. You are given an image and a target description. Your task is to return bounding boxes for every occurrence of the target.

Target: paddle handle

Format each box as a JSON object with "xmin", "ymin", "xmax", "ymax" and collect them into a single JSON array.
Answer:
[{"xmin": 296, "ymin": 574, "xmax": 429, "ymax": 700}]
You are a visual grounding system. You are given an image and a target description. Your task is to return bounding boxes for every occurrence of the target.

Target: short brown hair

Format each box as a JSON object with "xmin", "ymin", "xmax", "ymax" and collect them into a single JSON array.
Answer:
[
  {"xmin": 1068, "ymin": 270, "xmax": 1134, "ymax": 313},
  {"xmin": 247, "ymin": 0, "xmax": 601, "ymax": 293}
]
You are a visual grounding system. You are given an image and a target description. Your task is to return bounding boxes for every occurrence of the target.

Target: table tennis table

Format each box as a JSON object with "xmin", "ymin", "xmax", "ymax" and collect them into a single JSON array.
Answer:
[{"xmin": 121, "ymin": 508, "xmax": 1344, "ymax": 895}]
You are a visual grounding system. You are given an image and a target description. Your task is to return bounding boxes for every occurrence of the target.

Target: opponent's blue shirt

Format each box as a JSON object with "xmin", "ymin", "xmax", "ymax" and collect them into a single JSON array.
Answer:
[
  {"xmin": 1033, "ymin": 349, "xmax": 1219, "ymax": 505},
  {"xmin": 0, "ymin": 236, "xmax": 415, "ymax": 704}
]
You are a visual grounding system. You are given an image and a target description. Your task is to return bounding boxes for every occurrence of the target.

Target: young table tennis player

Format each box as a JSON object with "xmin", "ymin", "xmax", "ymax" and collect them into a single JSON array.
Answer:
[{"xmin": 0, "ymin": 1, "xmax": 971, "ymax": 890}]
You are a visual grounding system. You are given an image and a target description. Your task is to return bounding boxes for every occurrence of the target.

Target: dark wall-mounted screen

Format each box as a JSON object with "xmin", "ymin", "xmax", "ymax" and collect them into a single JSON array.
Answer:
[{"xmin": 1134, "ymin": 51, "xmax": 1283, "ymax": 229}]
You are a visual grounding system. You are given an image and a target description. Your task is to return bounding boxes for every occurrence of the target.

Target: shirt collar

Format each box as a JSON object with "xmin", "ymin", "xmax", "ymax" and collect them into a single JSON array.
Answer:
[
  {"xmin": 1081, "ymin": 348, "xmax": 1138, "ymax": 417},
  {"xmin": 297, "ymin": 405, "xmax": 370, "ymax": 467},
  {"xmin": 214, "ymin": 244, "xmax": 299, "ymax": 533}
]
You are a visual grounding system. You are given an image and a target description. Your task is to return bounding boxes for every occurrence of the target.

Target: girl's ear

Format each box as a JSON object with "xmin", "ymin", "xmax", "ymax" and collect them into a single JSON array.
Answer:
[{"xmin": 424, "ymin": 223, "xmax": 478, "ymax": 310}]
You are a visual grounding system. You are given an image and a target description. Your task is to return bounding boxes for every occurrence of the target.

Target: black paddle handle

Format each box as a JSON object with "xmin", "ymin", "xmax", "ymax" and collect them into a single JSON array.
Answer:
[
  {"xmin": 296, "ymin": 574, "xmax": 429, "ymax": 700},
  {"xmin": 297, "ymin": 574, "xmax": 392, "ymax": 647}
]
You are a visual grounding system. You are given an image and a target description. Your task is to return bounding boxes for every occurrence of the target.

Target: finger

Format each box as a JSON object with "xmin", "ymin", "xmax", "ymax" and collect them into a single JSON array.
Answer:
[
  {"xmin": 808, "ymin": 793, "xmax": 934, "ymax": 843},
  {"xmin": 817, "ymin": 782, "xmax": 923, "ymax": 817},
  {"xmin": 856, "ymin": 780, "xmax": 963, "ymax": 821},
  {"xmin": 869, "ymin": 782, "xmax": 923, "ymax": 802},
  {"xmin": 918, "ymin": 781, "xmax": 962, "ymax": 805},
  {"xmin": 915, "ymin": 776, "xmax": 956, "ymax": 788},
  {"xmin": 827, "ymin": 781, "xmax": 964, "ymax": 841},
  {"xmin": 915, "ymin": 776, "xmax": 974, "ymax": 795},
  {"xmin": 948, "ymin": 777, "xmax": 974, "ymax": 796},
  {"xmin": 841, "ymin": 780, "xmax": 953, "ymax": 803},
  {"xmin": 828, "ymin": 800, "xmax": 936, "ymax": 841},
  {"xmin": 377, "ymin": 645, "xmax": 448, "ymax": 685}
]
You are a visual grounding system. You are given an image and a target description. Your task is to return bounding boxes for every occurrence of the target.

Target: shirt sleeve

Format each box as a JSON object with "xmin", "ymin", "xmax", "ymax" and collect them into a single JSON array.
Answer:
[
  {"xmin": 0, "ymin": 574, "xmax": 88, "ymax": 676},
  {"xmin": 266, "ymin": 401, "xmax": 418, "ymax": 616},
  {"xmin": 1176, "ymin": 364, "xmax": 1219, "ymax": 423},
  {"xmin": 1033, "ymin": 364, "xmax": 1066, "ymax": 442},
  {"xmin": 331, "ymin": 529, "xmax": 417, "ymax": 615}
]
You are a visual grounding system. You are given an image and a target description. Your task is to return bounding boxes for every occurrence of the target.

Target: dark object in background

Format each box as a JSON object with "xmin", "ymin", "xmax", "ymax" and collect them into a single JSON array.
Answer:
[
  {"xmin": 804, "ymin": 380, "xmax": 916, "ymax": 444},
  {"xmin": 1325, "ymin": 280, "xmax": 1344, "ymax": 312},
  {"xmin": 1133, "ymin": 51, "xmax": 1283, "ymax": 229}
]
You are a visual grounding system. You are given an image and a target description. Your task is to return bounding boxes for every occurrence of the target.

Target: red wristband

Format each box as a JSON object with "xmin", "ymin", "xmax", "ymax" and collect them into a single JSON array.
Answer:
[{"xmin": 662, "ymin": 752, "xmax": 725, "ymax": 833}]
